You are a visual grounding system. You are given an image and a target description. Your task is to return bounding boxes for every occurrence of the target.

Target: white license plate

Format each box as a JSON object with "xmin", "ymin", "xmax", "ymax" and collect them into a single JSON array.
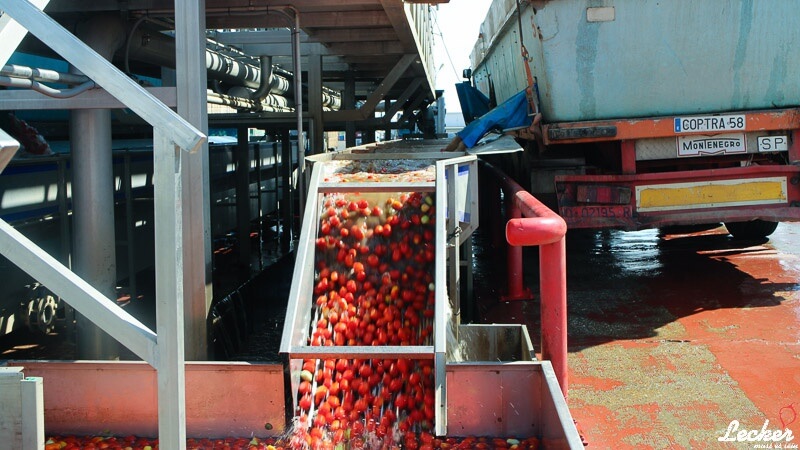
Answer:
[
  {"xmin": 757, "ymin": 136, "xmax": 789, "ymax": 152},
  {"xmin": 677, "ymin": 133, "xmax": 746, "ymax": 157},
  {"xmin": 674, "ymin": 114, "xmax": 746, "ymax": 133}
]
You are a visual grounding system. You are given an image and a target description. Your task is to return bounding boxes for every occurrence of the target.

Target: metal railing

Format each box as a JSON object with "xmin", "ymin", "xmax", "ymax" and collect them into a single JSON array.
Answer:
[
  {"xmin": 480, "ymin": 160, "xmax": 569, "ymax": 397},
  {"xmin": 0, "ymin": 1, "xmax": 206, "ymax": 448}
]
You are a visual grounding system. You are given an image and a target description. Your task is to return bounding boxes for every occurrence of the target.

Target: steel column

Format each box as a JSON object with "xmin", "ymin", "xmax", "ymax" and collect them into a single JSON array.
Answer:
[
  {"xmin": 70, "ymin": 14, "xmax": 126, "ymax": 359},
  {"xmin": 21, "ymin": 376, "xmax": 44, "ymax": 449},
  {"xmin": 308, "ymin": 53, "xmax": 324, "ymax": 154},
  {"xmin": 123, "ymin": 152, "xmax": 137, "ymax": 305},
  {"xmin": 280, "ymin": 129, "xmax": 294, "ymax": 253},
  {"xmin": 434, "ymin": 161, "xmax": 448, "ymax": 436},
  {"xmin": 175, "ymin": 0, "xmax": 212, "ymax": 361},
  {"xmin": 290, "ymin": 9, "xmax": 306, "ymax": 223},
  {"xmin": 236, "ymin": 128, "xmax": 252, "ymax": 269},
  {"xmin": 384, "ymin": 100, "xmax": 392, "ymax": 140},
  {"xmin": 344, "ymin": 73, "xmax": 356, "ymax": 148},
  {"xmin": 56, "ymin": 158, "xmax": 69, "ymax": 264}
]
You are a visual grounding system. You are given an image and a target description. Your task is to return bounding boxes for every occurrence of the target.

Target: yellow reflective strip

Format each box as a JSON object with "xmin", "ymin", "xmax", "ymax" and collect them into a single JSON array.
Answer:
[{"xmin": 637, "ymin": 179, "xmax": 786, "ymax": 211}]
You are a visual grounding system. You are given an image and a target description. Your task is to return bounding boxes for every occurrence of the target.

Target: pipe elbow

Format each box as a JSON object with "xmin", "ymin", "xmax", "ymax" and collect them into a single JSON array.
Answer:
[{"xmin": 506, "ymin": 216, "xmax": 566, "ymax": 246}]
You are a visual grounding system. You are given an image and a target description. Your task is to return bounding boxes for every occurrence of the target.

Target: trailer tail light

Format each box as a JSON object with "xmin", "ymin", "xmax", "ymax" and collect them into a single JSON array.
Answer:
[{"xmin": 576, "ymin": 185, "xmax": 631, "ymax": 205}]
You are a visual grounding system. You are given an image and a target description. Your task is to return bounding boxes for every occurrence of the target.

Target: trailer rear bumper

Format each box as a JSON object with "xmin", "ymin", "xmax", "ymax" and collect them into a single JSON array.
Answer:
[{"xmin": 555, "ymin": 166, "xmax": 800, "ymax": 230}]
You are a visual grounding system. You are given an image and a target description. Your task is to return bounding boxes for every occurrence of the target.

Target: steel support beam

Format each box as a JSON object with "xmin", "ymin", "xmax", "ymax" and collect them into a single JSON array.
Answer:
[
  {"xmin": 433, "ymin": 161, "xmax": 448, "ymax": 436},
  {"xmin": 384, "ymin": 100, "xmax": 392, "ymax": 139},
  {"xmin": 309, "ymin": 27, "xmax": 398, "ymax": 43},
  {"xmin": 308, "ymin": 53, "xmax": 324, "ymax": 154},
  {"xmin": 0, "ymin": 86, "xmax": 178, "ymax": 110},
  {"xmin": 207, "ymin": 11, "xmax": 392, "ymax": 29},
  {"xmin": 0, "ymin": 0, "xmax": 50, "ymax": 67},
  {"xmin": 359, "ymin": 54, "xmax": 416, "ymax": 118},
  {"xmin": 153, "ymin": 130, "xmax": 187, "ymax": 450},
  {"xmin": 175, "ymin": 0, "xmax": 212, "ymax": 362},
  {"xmin": 398, "ymin": 90, "xmax": 429, "ymax": 127},
  {"xmin": 384, "ymin": 77, "xmax": 423, "ymax": 120}
]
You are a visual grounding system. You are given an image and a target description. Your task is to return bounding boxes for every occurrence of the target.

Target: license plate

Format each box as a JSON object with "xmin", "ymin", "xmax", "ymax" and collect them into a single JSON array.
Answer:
[
  {"xmin": 757, "ymin": 136, "xmax": 789, "ymax": 152},
  {"xmin": 677, "ymin": 133, "xmax": 746, "ymax": 157},
  {"xmin": 674, "ymin": 114, "xmax": 746, "ymax": 133}
]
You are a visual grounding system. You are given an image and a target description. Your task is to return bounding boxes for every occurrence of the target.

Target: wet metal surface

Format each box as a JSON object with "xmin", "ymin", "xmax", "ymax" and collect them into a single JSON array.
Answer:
[{"xmin": 473, "ymin": 223, "xmax": 800, "ymax": 449}]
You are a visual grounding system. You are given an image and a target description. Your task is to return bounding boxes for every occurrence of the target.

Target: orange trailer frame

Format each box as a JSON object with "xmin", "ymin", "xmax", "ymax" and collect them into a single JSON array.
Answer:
[{"xmin": 538, "ymin": 108, "xmax": 800, "ymax": 230}]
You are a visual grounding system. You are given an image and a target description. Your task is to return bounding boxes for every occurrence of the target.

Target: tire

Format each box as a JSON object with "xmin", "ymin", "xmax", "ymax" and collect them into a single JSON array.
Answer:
[{"xmin": 724, "ymin": 220, "xmax": 779, "ymax": 239}]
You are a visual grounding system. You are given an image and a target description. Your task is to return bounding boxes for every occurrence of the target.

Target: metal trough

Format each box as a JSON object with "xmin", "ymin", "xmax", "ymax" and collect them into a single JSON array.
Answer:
[
  {"xmin": 280, "ymin": 140, "xmax": 581, "ymax": 444},
  {"xmin": 4, "ymin": 361, "xmax": 286, "ymax": 438},
  {"xmin": 447, "ymin": 324, "xmax": 582, "ymax": 447}
]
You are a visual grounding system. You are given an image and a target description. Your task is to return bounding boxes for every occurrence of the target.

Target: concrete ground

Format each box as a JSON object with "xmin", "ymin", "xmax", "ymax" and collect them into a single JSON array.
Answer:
[{"xmin": 474, "ymin": 223, "xmax": 800, "ymax": 449}]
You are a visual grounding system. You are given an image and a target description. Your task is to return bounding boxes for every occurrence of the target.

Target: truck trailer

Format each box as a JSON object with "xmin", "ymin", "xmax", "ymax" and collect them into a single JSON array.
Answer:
[{"xmin": 464, "ymin": 0, "xmax": 800, "ymax": 238}]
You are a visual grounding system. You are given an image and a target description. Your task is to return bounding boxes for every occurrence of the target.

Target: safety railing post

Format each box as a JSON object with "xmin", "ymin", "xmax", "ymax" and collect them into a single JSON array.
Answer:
[
  {"xmin": 540, "ymin": 238, "xmax": 567, "ymax": 397},
  {"xmin": 506, "ymin": 194, "xmax": 526, "ymax": 299},
  {"xmin": 481, "ymin": 160, "xmax": 568, "ymax": 396}
]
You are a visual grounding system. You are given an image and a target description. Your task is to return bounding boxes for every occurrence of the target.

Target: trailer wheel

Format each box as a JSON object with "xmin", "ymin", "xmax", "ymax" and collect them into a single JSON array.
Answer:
[{"xmin": 724, "ymin": 220, "xmax": 779, "ymax": 239}]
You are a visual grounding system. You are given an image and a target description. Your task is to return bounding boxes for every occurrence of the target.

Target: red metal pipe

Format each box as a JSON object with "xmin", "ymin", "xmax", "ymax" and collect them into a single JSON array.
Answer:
[
  {"xmin": 480, "ymin": 160, "xmax": 569, "ymax": 397},
  {"xmin": 505, "ymin": 194, "xmax": 526, "ymax": 298},
  {"xmin": 506, "ymin": 191, "xmax": 567, "ymax": 246}
]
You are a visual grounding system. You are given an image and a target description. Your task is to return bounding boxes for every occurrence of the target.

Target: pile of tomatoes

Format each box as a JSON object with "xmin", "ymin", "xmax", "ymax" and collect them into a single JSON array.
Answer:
[
  {"xmin": 296, "ymin": 191, "xmax": 440, "ymax": 448},
  {"xmin": 44, "ymin": 434, "xmax": 542, "ymax": 449},
  {"xmin": 312, "ymin": 192, "xmax": 437, "ymax": 349}
]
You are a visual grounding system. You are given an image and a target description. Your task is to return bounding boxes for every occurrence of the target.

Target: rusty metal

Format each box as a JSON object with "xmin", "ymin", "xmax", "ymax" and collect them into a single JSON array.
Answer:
[
  {"xmin": 556, "ymin": 165, "xmax": 800, "ymax": 230},
  {"xmin": 543, "ymin": 108, "xmax": 800, "ymax": 146}
]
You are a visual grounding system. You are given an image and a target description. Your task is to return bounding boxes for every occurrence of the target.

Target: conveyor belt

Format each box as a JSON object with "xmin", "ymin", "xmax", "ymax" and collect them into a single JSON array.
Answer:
[{"xmin": 280, "ymin": 145, "xmax": 478, "ymax": 440}]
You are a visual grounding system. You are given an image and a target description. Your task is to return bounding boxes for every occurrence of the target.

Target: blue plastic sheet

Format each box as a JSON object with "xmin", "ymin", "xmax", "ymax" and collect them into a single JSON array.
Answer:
[
  {"xmin": 455, "ymin": 81, "xmax": 491, "ymax": 124},
  {"xmin": 457, "ymin": 89, "xmax": 532, "ymax": 148}
]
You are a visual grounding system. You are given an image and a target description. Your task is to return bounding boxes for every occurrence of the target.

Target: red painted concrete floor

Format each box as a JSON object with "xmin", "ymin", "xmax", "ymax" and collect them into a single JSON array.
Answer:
[{"xmin": 473, "ymin": 223, "xmax": 800, "ymax": 449}]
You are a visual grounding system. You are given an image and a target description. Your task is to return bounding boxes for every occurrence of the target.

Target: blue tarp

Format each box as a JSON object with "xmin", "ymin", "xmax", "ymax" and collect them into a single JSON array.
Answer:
[
  {"xmin": 456, "ymin": 89, "xmax": 532, "ymax": 148},
  {"xmin": 455, "ymin": 81, "xmax": 491, "ymax": 125}
]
